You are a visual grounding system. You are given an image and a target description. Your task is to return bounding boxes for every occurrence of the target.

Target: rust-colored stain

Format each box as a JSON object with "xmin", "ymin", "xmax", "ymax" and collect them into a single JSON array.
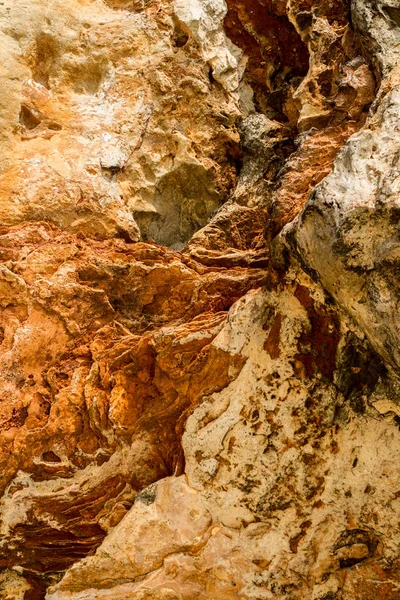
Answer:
[
  {"xmin": 264, "ymin": 312, "xmax": 282, "ymax": 359},
  {"xmin": 289, "ymin": 519, "xmax": 312, "ymax": 553},
  {"xmin": 294, "ymin": 285, "xmax": 340, "ymax": 380}
]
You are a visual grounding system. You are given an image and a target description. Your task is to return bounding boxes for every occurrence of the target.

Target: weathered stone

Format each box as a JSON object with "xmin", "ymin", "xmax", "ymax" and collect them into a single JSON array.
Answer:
[
  {"xmin": 48, "ymin": 272, "xmax": 400, "ymax": 599},
  {"xmin": 0, "ymin": 0, "xmax": 244, "ymax": 247},
  {"xmin": 1, "ymin": 0, "xmax": 400, "ymax": 598},
  {"xmin": 292, "ymin": 77, "xmax": 400, "ymax": 371},
  {"xmin": 0, "ymin": 222, "xmax": 266, "ymax": 574}
]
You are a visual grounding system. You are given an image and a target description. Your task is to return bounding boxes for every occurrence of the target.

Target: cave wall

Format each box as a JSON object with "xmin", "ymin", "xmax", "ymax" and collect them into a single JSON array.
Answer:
[{"xmin": 0, "ymin": 0, "xmax": 400, "ymax": 599}]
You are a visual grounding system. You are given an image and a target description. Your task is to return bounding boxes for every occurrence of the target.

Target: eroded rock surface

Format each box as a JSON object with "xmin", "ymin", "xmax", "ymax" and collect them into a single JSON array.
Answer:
[
  {"xmin": 46, "ymin": 272, "xmax": 400, "ymax": 599},
  {"xmin": 1, "ymin": 0, "xmax": 400, "ymax": 599},
  {"xmin": 291, "ymin": 5, "xmax": 400, "ymax": 372}
]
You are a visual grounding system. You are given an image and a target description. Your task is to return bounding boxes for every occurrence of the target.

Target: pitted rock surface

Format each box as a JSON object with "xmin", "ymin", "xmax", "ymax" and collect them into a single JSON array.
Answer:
[{"xmin": 1, "ymin": 1, "xmax": 400, "ymax": 599}]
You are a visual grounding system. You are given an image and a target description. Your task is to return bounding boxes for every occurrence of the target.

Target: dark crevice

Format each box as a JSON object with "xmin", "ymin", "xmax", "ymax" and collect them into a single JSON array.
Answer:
[
  {"xmin": 103, "ymin": 0, "xmax": 151, "ymax": 10},
  {"xmin": 333, "ymin": 528, "xmax": 379, "ymax": 569},
  {"xmin": 172, "ymin": 17, "xmax": 190, "ymax": 48},
  {"xmin": 223, "ymin": 0, "xmax": 309, "ymax": 123},
  {"xmin": 335, "ymin": 333, "xmax": 387, "ymax": 416},
  {"xmin": 383, "ymin": 7, "xmax": 400, "ymax": 28},
  {"xmin": 100, "ymin": 165, "xmax": 122, "ymax": 181},
  {"xmin": 220, "ymin": 0, "xmax": 379, "ymax": 247},
  {"xmin": 20, "ymin": 105, "xmax": 41, "ymax": 130},
  {"xmin": 29, "ymin": 34, "xmax": 57, "ymax": 89},
  {"xmin": 42, "ymin": 451, "xmax": 62, "ymax": 464},
  {"xmin": 48, "ymin": 122, "xmax": 62, "ymax": 131}
]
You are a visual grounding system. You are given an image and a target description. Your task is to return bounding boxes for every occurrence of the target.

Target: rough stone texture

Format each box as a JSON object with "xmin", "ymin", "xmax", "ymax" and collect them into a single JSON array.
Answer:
[
  {"xmin": 1, "ymin": 0, "xmax": 400, "ymax": 599},
  {"xmin": 0, "ymin": 0, "xmax": 244, "ymax": 249},
  {"xmin": 46, "ymin": 272, "xmax": 400, "ymax": 599},
  {"xmin": 291, "ymin": 6, "xmax": 400, "ymax": 372},
  {"xmin": 0, "ymin": 221, "xmax": 267, "ymax": 575},
  {"xmin": 352, "ymin": 0, "xmax": 400, "ymax": 76}
]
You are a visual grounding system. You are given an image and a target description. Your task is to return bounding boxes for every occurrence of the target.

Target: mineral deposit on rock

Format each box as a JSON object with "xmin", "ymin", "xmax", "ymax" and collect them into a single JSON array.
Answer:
[{"xmin": 1, "ymin": 0, "xmax": 400, "ymax": 599}]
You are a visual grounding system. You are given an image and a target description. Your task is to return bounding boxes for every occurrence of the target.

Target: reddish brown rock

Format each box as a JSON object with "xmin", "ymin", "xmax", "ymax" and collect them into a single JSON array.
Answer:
[
  {"xmin": 221, "ymin": 0, "xmax": 376, "ymax": 236},
  {"xmin": 2, "ymin": 0, "xmax": 400, "ymax": 598},
  {"xmin": 0, "ymin": 221, "xmax": 268, "ymax": 576}
]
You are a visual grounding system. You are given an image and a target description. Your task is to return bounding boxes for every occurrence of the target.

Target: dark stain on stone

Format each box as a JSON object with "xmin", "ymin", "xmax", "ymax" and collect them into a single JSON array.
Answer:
[
  {"xmin": 335, "ymin": 333, "xmax": 387, "ymax": 414},
  {"xmin": 4, "ymin": 406, "xmax": 29, "ymax": 430},
  {"xmin": 294, "ymin": 285, "xmax": 340, "ymax": 380},
  {"xmin": 23, "ymin": 573, "xmax": 48, "ymax": 600},
  {"xmin": 289, "ymin": 519, "xmax": 312, "ymax": 553},
  {"xmin": 135, "ymin": 483, "xmax": 157, "ymax": 506},
  {"xmin": 280, "ymin": 223, "xmax": 322, "ymax": 281},
  {"xmin": 264, "ymin": 312, "xmax": 282, "ymax": 359}
]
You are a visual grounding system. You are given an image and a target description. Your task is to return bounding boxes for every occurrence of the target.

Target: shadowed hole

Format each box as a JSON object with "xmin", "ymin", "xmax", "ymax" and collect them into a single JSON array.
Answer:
[
  {"xmin": 223, "ymin": 0, "xmax": 309, "ymax": 121},
  {"xmin": 29, "ymin": 33, "xmax": 57, "ymax": 89},
  {"xmin": 19, "ymin": 105, "xmax": 41, "ymax": 130},
  {"xmin": 384, "ymin": 6, "xmax": 400, "ymax": 27},
  {"xmin": 42, "ymin": 451, "xmax": 62, "ymax": 463}
]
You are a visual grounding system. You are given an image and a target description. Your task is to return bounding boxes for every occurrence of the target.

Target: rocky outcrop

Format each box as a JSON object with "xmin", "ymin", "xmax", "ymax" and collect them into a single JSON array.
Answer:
[
  {"xmin": 0, "ymin": 221, "xmax": 267, "ymax": 575},
  {"xmin": 45, "ymin": 270, "xmax": 400, "ymax": 599},
  {"xmin": 288, "ymin": 4, "xmax": 400, "ymax": 376},
  {"xmin": 0, "ymin": 0, "xmax": 245, "ymax": 248},
  {"xmin": 1, "ymin": 0, "xmax": 400, "ymax": 599}
]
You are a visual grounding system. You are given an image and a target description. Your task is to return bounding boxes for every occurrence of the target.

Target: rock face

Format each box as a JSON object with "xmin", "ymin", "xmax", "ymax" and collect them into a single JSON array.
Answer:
[{"xmin": 1, "ymin": 0, "xmax": 400, "ymax": 599}]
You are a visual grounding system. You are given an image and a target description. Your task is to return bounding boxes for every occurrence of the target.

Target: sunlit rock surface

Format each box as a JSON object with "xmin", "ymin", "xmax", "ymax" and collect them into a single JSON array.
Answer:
[{"xmin": 1, "ymin": 0, "xmax": 400, "ymax": 599}]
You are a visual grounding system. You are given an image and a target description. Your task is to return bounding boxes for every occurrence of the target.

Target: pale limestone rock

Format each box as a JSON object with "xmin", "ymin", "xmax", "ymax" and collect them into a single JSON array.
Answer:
[
  {"xmin": 174, "ymin": 0, "xmax": 243, "ymax": 92},
  {"xmin": 46, "ymin": 476, "xmax": 213, "ymax": 598},
  {"xmin": 352, "ymin": 0, "xmax": 400, "ymax": 75},
  {"xmin": 285, "ymin": 2, "xmax": 400, "ymax": 372},
  {"xmin": 0, "ymin": 0, "xmax": 242, "ymax": 246},
  {"xmin": 292, "ymin": 82, "xmax": 400, "ymax": 371},
  {"xmin": 0, "ymin": 570, "xmax": 31, "ymax": 600}
]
